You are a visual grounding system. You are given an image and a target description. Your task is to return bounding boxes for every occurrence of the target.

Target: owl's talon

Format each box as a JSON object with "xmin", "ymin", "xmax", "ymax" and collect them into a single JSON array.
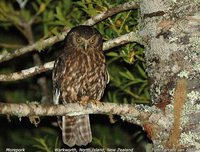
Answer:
[
  {"xmin": 79, "ymin": 101, "xmax": 87, "ymax": 106},
  {"xmin": 80, "ymin": 96, "xmax": 90, "ymax": 106},
  {"xmin": 91, "ymin": 100, "xmax": 103, "ymax": 106}
]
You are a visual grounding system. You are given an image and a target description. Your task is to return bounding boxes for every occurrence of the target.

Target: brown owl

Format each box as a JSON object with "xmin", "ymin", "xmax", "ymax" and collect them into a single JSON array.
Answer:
[{"xmin": 52, "ymin": 25, "xmax": 108, "ymax": 147}]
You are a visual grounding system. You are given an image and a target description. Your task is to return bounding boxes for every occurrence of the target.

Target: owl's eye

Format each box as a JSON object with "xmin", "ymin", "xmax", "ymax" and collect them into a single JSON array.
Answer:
[
  {"xmin": 89, "ymin": 39, "xmax": 95, "ymax": 44},
  {"xmin": 76, "ymin": 38, "xmax": 82, "ymax": 43}
]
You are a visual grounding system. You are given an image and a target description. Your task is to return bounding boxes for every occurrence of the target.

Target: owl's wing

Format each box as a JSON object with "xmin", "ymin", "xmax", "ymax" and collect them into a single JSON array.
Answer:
[
  {"xmin": 52, "ymin": 55, "xmax": 65, "ymax": 105},
  {"xmin": 106, "ymin": 69, "xmax": 110, "ymax": 84}
]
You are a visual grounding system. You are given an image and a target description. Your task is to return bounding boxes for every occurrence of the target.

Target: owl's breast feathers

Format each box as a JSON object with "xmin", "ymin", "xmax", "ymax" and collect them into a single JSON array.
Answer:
[{"xmin": 53, "ymin": 49, "xmax": 108, "ymax": 104}]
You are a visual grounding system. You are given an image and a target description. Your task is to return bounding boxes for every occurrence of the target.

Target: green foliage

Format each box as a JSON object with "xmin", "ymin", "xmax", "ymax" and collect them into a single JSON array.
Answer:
[
  {"xmin": 33, "ymin": 136, "xmax": 60, "ymax": 152},
  {"xmin": 32, "ymin": 127, "xmax": 62, "ymax": 151},
  {"xmin": 105, "ymin": 43, "xmax": 149, "ymax": 104},
  {"xmin": 92, "ymin": 124, "xmax": 132, "ymax": 148},
  {"xmin": 0, "ymin": 0, "xmax": 150, "ymax": 150}
]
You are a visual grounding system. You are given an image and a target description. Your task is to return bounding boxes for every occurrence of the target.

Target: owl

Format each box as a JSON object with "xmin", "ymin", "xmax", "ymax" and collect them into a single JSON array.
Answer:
[{"xmin": 52, "ymin": 25, "xmax": 108, "ymax": 147}]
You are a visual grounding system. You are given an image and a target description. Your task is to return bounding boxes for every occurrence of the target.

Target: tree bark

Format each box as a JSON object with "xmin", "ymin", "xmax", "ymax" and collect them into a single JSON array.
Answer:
[{"xmin": 139, "ymin": 0, "xmax": 200, "ymax": 151}]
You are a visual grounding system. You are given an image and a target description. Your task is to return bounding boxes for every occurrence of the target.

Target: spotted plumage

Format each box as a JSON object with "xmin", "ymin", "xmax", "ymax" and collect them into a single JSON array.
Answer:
[{"xmin": 52, "ymin": 25, "xmax": 108, "ymax": 147}]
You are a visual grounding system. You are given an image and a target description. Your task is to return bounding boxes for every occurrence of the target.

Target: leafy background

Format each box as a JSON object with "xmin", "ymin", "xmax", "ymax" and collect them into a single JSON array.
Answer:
[{"xmin": 0, "ymin": 0, "xmax": 151, "ymax": 151}]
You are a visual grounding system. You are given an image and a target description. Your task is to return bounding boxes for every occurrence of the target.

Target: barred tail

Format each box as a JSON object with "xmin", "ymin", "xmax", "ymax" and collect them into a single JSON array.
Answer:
[{"xmin": 62, "ymin": 115, "xmax": 92, "ymax": 147}]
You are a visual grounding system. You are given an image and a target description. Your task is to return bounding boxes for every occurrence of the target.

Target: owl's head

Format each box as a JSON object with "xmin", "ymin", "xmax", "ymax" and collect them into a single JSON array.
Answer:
[{"xmin": 65, "ymin": 25, "xmax": 103, "ymax": 52}]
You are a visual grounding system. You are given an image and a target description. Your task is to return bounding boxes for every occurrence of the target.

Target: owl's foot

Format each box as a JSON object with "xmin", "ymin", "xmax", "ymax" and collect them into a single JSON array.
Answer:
[
  {"xmin": 80, "ymin": 96, "xmax": 103, "ymax": 107},
  {"xmin": 91, "ymin": 100, "xmax": 104, "ymax": 106},
  {"xmin": 80, "ymin": 96, "xmax": 90, "ymax": 106}
]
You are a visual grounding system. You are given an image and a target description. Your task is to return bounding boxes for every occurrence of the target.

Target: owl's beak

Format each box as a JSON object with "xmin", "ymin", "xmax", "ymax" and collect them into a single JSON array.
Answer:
[{"xmin": 84, "ymin": 43, "xmax": 88, "ymax": 50}]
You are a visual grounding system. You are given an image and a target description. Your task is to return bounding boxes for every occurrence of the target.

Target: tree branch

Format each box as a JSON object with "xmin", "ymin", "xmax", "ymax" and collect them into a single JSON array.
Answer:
[
  {"xmin": 0, "ymin": 102, "xmax": 141, "ymax": 117},
  {"xmin": 82, "ymin": 1, "xmax": 139, "ymax": 25},
  {"xmin": 0, "ymin": 1, "xmax": 139, "ymax": 63},
  {"xmin": 0, "ymin": 61, "xmax": 54, "ymax": 82},
  {"xmin": 0, "ymin": 32, "xmax": 141, "ymax": 82},
  {"xmin": 0, "ymin": 101, "xmax": 167, "ymax": 132},
  {"xmin": 103, "ymin": 31, "xmax": 141, "ymax": 50}
]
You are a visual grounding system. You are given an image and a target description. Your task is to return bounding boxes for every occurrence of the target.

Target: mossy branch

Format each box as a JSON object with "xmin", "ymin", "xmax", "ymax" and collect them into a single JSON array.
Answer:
[
  {"xmin": 0, "ymin": 102, "xmax": 140, "ymax": 117},
  {"xmin": 0, "ymin": 101, "xmax": 163, "ymax": 128}
]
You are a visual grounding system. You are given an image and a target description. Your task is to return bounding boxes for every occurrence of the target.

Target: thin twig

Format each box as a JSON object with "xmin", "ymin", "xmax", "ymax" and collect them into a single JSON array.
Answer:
[
  {"xmin": 0, "ymin": 43, "xmax": 25, "ymax": 49},
  {"xmin": 82, "ymin": 1, "xmax": 139, "ymax": 25},
  {"xmin": 103, "ymin": 31, "xmax": 141, "ymax": 50},
  {"xmin": 0, "ymin": 61, "xmax": 54, "ymax": 81},
  {"xmin": 0, "ymin": 32, "xmax": 141, "ymax": 82},
  {"xmin": 0, "ymin": 1, "xmax": 139, "ymax": 63}
]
